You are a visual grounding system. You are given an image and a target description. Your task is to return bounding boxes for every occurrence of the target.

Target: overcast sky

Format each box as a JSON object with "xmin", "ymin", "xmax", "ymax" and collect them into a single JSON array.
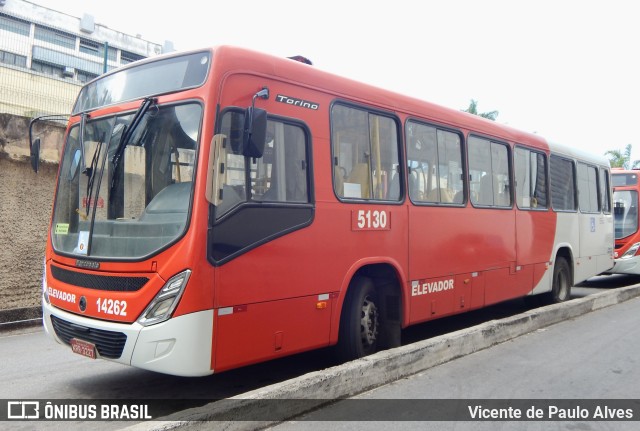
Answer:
[{"xmin": 30, "ymin": 0, "xmax": 640, "ymax": 163}]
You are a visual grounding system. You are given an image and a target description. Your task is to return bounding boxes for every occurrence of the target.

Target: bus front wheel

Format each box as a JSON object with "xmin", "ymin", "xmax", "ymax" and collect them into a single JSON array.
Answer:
[{"xmin": 337, "ymin": 276, "xmax": 379, "ymax": 361}]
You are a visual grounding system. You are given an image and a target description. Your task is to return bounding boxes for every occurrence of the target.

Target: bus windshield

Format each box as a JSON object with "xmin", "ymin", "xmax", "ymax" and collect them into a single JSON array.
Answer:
[
  {"xmin": 51, "ymin": 102, "xmax": 202, "ymax": 259},
  {"xmin": 614, "ymin": 190, "xmax": 639, "ymax": 239}
]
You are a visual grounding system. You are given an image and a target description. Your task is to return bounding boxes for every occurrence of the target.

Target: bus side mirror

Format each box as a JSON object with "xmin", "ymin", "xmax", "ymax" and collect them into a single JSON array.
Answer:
[
  {"xmin": 242, "ymin": 107, "xmax": 267, "ymax": 158},
  {"xmin": 30, "ymin": 138, "xmax": 41, "ymax": 173}
]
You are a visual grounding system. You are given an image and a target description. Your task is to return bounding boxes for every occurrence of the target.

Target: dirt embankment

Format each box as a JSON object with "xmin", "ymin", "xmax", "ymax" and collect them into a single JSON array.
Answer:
[{"xmin": 0, "ymin": 156, "xmax": 57, "ymax": 310}]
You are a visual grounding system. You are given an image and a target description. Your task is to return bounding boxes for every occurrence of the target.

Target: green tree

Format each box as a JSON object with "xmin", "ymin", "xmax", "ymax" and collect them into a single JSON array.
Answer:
[
  {"xmin": 605, "ymin": 144, "xmax": 640, "ymax": 169},
  {"xmin": 463, "ymin": 99, "xmax": 499, "ymax": 121}
]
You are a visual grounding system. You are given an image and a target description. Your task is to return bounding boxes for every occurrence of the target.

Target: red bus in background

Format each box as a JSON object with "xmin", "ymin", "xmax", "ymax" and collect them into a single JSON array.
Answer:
[
  {"xmin": 30, "ymin": 46, "xmax": 614, "ymax": 376},
  {"xmin": 609, "ymin": 169, "xmax": 640, "ymax": 273}
]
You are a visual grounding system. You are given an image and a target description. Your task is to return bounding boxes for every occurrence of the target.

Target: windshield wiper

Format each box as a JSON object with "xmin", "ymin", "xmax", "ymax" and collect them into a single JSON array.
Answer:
[
  {"xmin": 84, "ymin": 132, "xmax": 106, "ymax": 218},
  {"xmin": 79, "ymin": 112, "xmax": 88, "ymax": 174},
  {"xmin": 110, "ymin": 97, "xmax": 156, "ymax": 192}
]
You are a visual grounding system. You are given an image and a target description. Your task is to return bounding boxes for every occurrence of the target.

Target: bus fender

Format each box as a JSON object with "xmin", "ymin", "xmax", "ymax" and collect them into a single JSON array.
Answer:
[
  {"xmin": 329, "ymin": 256, "xmax": 409, "ymax": 346},
  {"xmin": 552, "ymin": 243, "xmax": 575, "ymax": 274}
]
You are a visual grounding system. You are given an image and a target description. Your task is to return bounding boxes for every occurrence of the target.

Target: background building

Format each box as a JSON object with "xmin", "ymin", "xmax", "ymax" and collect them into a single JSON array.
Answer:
[{"xmin": 0, "ymin": 0, "xmax": 171, "ymax": 119}]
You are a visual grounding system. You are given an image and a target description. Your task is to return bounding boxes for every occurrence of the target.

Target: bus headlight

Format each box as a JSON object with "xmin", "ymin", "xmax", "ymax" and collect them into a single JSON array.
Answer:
[
  {"xmin": 137, "ymin": 270, "xmax": 191, "ymax": 326},
  {"xmin": 621, "ymin": 243, "xmax": 640, "ymax": 259},
  {"xmin": 42, "ymin": 259, "xmax": 50, "ymax": 305}
]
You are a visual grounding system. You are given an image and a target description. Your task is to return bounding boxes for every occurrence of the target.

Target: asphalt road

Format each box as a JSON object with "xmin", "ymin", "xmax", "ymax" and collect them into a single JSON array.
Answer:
[{"xmin": 0, "ymin": 274, "xmax": 637, "ymax": 430}]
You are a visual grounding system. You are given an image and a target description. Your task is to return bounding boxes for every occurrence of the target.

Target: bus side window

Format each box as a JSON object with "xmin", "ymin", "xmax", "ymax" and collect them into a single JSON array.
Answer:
[
  {"xmin": 406, "ymin": 121, "xmax": 463, "ymax": 205},
  {"xmin": 331, "ymin": 104, "xmax": 400, "ymax": 201},
  {"xmin": 216, "ymin": 110, "xmax": 310, "ymax": 218},
  {"xmin": 469, "ymin": 136, "xmax": 511, "ymax": 207},
  {"xmin": 600, "ymin": 168, "xmax": 611, "ymax": 214},
  {"xmin": 515, "ymin": 147, "xmax": 548, "ymax": 209},
  {"xmin": 407, "ymin": 122, "xmax": 436, "ymax": 202},
  {"xmin": 550, "ymin": 155, "xmax": 577, "ymax": 211},
  {"xmin": 253, "ymin": 121, "xmax": 309, "ymax": 203},
  {"xmin": 436, "ymin": 129, "xmax": 463, "ymax": 204},
  {"xmin": 577, "ymin": 162, "xmax": 600, "ymax": 213}
]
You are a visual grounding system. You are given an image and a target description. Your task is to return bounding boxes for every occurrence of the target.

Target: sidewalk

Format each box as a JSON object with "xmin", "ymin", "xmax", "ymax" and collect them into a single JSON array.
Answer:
[{"xmin": 122, "ymin": 283, "xmax": 640, "ymax": 431}]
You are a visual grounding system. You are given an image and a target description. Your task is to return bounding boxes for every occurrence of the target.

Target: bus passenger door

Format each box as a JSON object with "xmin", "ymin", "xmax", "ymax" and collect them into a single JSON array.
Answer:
[
  {"xmin": 514, "ymin": 147, "xmax": 556, "ymax": 294},
  {"xmin": 576, "ymin": 164, "xmax": 614, "ymax": 280}
]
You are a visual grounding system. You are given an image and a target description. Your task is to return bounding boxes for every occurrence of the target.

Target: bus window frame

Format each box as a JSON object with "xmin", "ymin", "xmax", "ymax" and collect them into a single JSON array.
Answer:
[
  {"xmin": 208, "ymin": 107, "xmax": 315, "ymax": 265},
  {"xmin": 404, "ymin": 117, "xmax": 467, "ymax": 207},
  {"xmin": 467, "ymin": 133, "xmax": 514, "ymax": 210},
  {"xmin": 550, "ymin": 153, "xmax": 578, "ymax": 213},
  {"xmin": 577, "ymin": 161, "xmax": 603, "ymax": 215},
  {"xmin": 513, "ymin": 144, "xmax": 550, "ymax": 212},
  {"xmin": 600, "ymin": 167, "xmax": 612, "ymax": 214},
  {"xmin": 50, "ymin": 100, "xmax": 203, "ymax": 263},
  {"xmin": 213, "ymin": 106, "xmax": 316, "ymax": 222},
  {"xmin": 329, "ymin": 100, "xmax": 405, "ymax": 205}
]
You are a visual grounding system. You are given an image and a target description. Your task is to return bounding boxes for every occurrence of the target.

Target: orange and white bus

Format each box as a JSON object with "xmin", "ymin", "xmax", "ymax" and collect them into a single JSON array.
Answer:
[
  {"xmin": 609, "ymin": 169, "xmax": 640, "ymax": 273},
  {"xmin": 31, "ymin": 46, "xmax": 614, "ymax": 377}
]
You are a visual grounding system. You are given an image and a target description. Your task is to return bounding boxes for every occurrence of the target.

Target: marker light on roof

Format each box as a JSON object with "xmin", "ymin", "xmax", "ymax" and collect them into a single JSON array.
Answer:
[{"xmin": 287, "ymin": 55, "xmax": 313, "ymax": 65}]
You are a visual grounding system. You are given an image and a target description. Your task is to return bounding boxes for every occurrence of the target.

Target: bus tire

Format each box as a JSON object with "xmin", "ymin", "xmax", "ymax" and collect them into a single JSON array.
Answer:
[
  {"xmin": 548, "ymin": 257, "xmax": 572, "ymax": 303},
  {"xmin": 337, "ymin": 276, "xmax": 379, "ymax": 361}
]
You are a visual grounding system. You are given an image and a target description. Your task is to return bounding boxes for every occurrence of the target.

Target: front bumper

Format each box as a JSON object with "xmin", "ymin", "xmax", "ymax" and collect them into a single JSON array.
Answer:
[
  {"xmin": 43, "ymin": 301, "xmax": 214, "ymax": 377},
  {"xmin": 608, "ymin": 255, "xmax": 640, "ymax": 275}
]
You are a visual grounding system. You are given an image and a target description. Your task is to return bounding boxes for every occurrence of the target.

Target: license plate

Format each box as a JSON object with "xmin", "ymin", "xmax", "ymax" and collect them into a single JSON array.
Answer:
[{"xmin": 70, "ymin": 338, "xmax": 97, "ymax": 359}]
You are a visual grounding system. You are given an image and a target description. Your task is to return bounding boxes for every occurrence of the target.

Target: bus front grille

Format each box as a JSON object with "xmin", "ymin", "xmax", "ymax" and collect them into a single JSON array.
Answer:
[
  {"xmin": 51, "ymin": 265, "xmax": 149, "ymax": 292},
  {"xmin": 50, "ymin": 315, "xmax": 127, "ymax": 359}
]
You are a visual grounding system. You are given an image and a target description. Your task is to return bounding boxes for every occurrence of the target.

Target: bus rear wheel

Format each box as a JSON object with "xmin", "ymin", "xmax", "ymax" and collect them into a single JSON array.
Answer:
[{"xmin": 337, "ymin": 277, "xmax": 379, "ymax": 361}]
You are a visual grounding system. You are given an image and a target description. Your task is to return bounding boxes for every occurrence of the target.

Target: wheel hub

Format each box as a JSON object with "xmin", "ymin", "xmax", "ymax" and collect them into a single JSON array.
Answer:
[{"xmin": 360, "ymin": 295, "xmax": 379, "ymax": 346}]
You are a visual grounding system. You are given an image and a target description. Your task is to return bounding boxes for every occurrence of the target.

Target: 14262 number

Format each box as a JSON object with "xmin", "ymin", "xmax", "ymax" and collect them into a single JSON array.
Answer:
[{"xmin": 96, "ymin": 298, "xmax": 127, "ymax": 316}]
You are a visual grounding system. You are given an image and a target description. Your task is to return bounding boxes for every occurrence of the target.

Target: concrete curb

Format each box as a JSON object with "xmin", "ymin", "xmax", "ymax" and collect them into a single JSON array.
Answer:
[
  {"xmin": 120, "ymin": 284, "xmax": 640, "ymax": 431},
  {"xmin": 0, "ymin": 306, "xmax": 42, "ymax": 332}
]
